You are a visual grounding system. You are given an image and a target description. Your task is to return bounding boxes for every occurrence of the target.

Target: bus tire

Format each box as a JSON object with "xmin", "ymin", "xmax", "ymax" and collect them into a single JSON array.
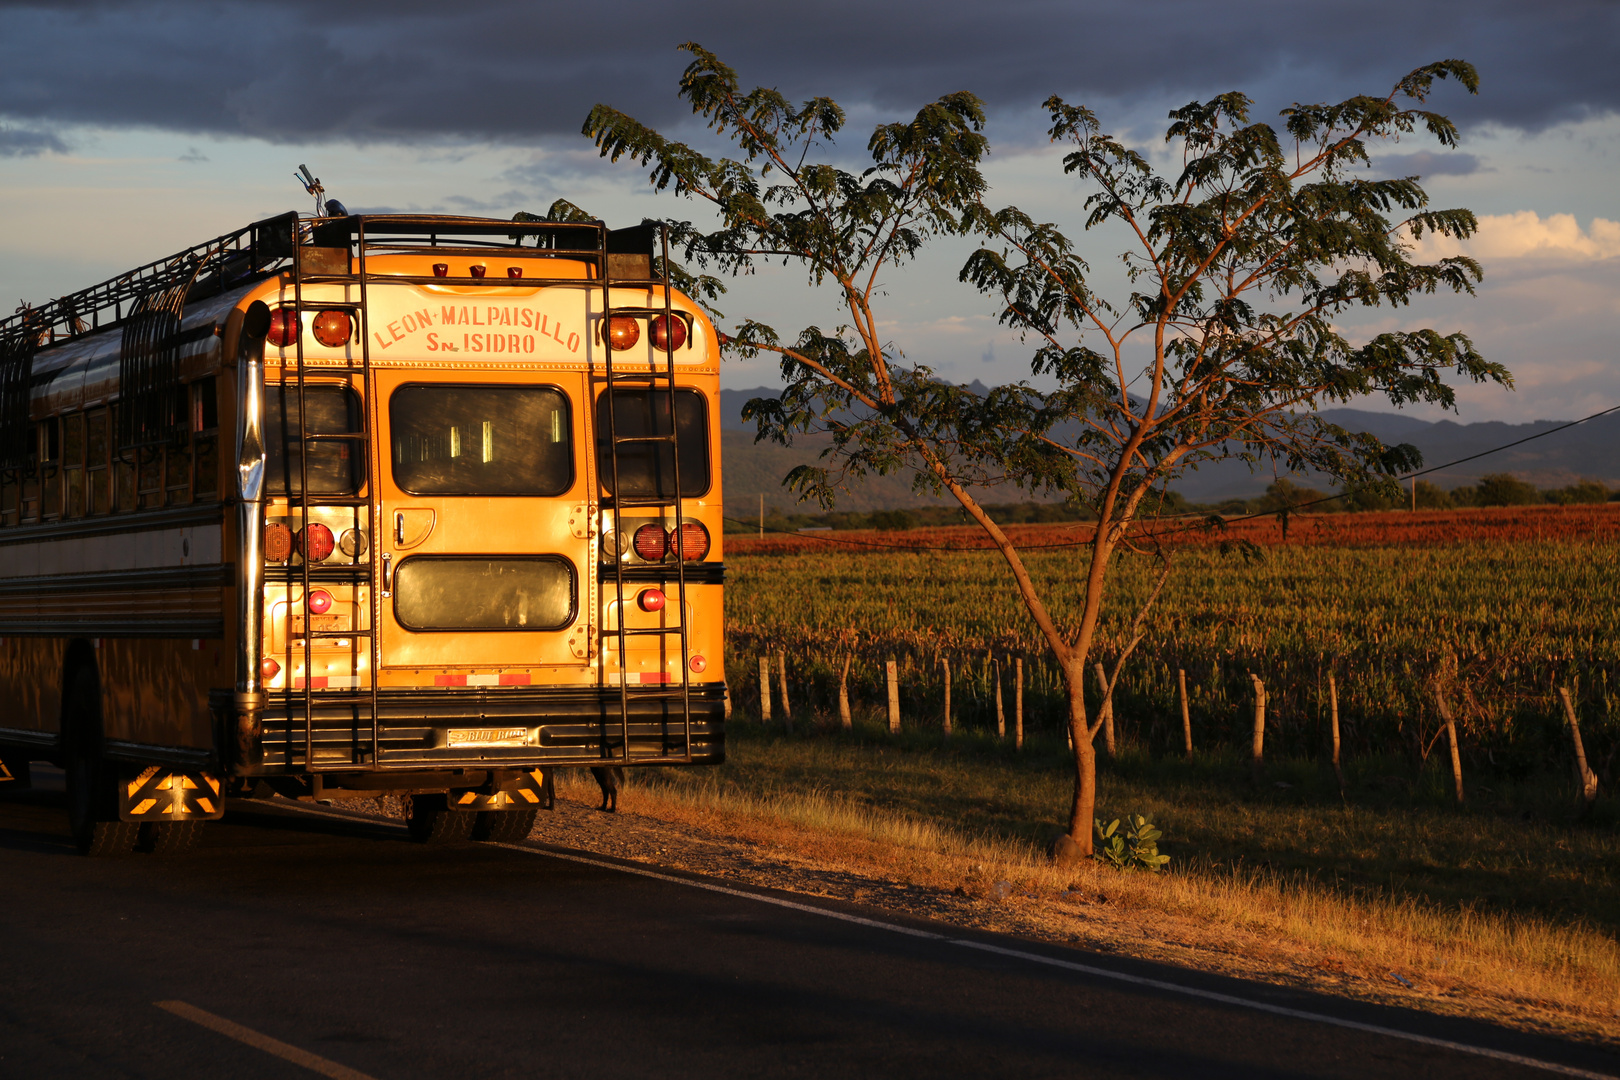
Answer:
[
  {"xmin": 140, "ymin": 820, "xmax": 205, "ymax": 856},
  {"xmin": 472, "ymin": 807, "xmax": 538, "ymax": 843},
  {"xmin": 63, "ymin": 665, "xmax": 136, "ymax": 857},
  {"xmin": 0, "ymin": 749, "xmax": 30, "ymax": 789},
  {"xmin": 405, "ymin": 794, "xmax": 473, "ymax": 844}
]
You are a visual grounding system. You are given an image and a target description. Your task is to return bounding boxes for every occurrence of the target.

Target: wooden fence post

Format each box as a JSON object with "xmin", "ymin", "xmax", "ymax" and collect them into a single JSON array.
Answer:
[
  {"xmin": 1014, "ymin": 658, "xmax": 1024, "ymax": 751},
  {"xmin": 886, "ymin": 658, "xmax": 900, "ymax": 733},
  {"xmin": 1433, "ymin": 686, "xmax": 1465, "ymax": 804},
  {"xmin": 758, "ymin": 654, "xmax": 772, "ymax": 724},
  {"xmin": 1329, "ymin": 671, "xmax": 1345, "ymax": 799},
  {"xmin": 1093, "ymin": 662, "xmax": 1114, "ymax": 758},
  {"xmin": 941, "ymin": 656, "xmax": 952, "ymax": 737},
  {"xmin": 994, "ymin": 657, "xmax": 1005, "ymax": 738},
  {"xmin": 838, "ymin": 654, "xmax": 853, "ymax": 731},
  {"xmin": 1178, "ymin": 668, "xmax": 1191, "ymax": 758},
  {"xmin": 1250, "ymin": 675, "xmax": 1266, "ymax": 784},
  {"xmin": 1558, "ymin": 687, "xmax": 1600, "ymax": 807},
  {"xmin": 777, "ymin": 652, "xmax": 793, "ymax": 732}
]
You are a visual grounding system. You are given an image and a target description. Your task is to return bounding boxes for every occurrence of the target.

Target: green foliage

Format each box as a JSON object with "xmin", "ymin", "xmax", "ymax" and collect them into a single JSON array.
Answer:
[
  {"xmin": 1546, "ymin": 480, "xmax": 1609, "ymax": 506},
  {"xmin": 1093, "ymin": 815, "xmax": 1171, "ymax": 872},
  {"xmin": 1415, "ymin": 480, "xmax": 1454, "ymax": 509},
  {"xmin": 1468, "ymin": 473, "xmax": 1543, "ymax": 507}
]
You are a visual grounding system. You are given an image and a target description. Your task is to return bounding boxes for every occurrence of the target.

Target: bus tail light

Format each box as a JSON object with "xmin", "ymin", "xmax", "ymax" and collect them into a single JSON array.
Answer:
[
  {"xmin": 507, "ymin": 266, "xmax": 523, "ymax": 278},
  {"xmin": 638, "ymin": 588, "xmax": 666, "ymax": 612},
  {"xmin": 632, "ymin": 523, "xmax": 667, "ymax": 561},
  {"xmin": 298, "ymin": 523, "xmax": 335, "ymax": 562},
  {"xmin": 607, "ymin": 316, "xmax": 640, "ymax": 350},
  {"xmin": 311, "ymin": 309, "xmax": 352, "ymax": 347},
  {"xmin": 267, "ymin": 306, "xmax": 298, "ymax": 347},
  {"xmin": 264, "ymin": 523, "xmax": 293, "ymax": 562},
  {"xmin": 470, "ymin": 265, "xmax": 487, "ymax": 278},
  {"xmin": 307, "ymin": 589, "xmax": 333, "ymax": 615},
  {"xmin": 433, "ymin": 263, "xmax": 449, "ymax": 277},
  {"xmin": 261, "ymin": 657, "xmax": 281, "ymax": 681},
  {"xmin": 650, "ymin": 314, "xmax": 686, "ymax": 351},
  {"xmin": 689, "ymin": 655, "xmax": 707, "ymax": 673},
  {"xmin": 670, "ymin": 522, "xmax": 710, "ymax": 561}
]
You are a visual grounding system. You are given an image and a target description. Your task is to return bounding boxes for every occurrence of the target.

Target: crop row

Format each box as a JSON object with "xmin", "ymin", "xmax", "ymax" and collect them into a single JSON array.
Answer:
[{"xmin": 722, "ymin": 536, "xmax": 1620, "ymax": 776}]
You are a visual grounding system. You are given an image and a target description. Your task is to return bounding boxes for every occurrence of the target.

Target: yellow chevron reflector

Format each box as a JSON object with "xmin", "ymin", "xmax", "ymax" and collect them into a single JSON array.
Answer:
[
  {"xmin": 132, "ymin": 798, "xmax": 157, "ymax": 815},
  {"xmin": 129, "ymin": 765, "xmax": 160, "ymax": 798}
]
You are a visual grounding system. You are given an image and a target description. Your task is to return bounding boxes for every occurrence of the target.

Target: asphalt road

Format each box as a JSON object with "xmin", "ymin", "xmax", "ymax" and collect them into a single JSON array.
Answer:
[{"xmin": 0, "ymin": 771, "xmax": 1614, "ymax": 1080}]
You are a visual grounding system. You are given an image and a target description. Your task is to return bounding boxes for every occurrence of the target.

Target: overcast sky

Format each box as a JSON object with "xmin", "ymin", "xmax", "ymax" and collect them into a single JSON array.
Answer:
[{"xmin": 2, "ymin": 0, "xmax": 1616, "ymax": 422}]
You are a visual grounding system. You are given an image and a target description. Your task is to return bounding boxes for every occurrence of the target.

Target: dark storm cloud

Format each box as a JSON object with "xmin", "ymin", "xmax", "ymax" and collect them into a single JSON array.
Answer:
[
  {"xmin": 0, "ymin": 0, "xmax": 1614, "ymax": 145},
  {"xmin": 0, "ymin": 125, "xmax": 68, "ymax": 156},
  {"xmin": 1373, "ymin": 151, "xmax": 1483, "ymax": 177}
]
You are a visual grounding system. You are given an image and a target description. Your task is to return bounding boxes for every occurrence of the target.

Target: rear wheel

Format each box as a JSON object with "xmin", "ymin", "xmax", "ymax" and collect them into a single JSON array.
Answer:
[
  {"xmin": 63, "ymin": 666, "xmax": 135, "ymax": 858},
  {"xmin": 405, "ymin": 794, "xmax": 474, "ymax": 844},
  {"xmin": 472, "ymin": 807, "xmax": 538, "ymax": 843},
  {"xmin": 139, "ymin": 819, "xmax": 206, "ymax": 856},
  {"xmin": 0, "ymin": 749, "xmax": 30, "ymax": 788}
]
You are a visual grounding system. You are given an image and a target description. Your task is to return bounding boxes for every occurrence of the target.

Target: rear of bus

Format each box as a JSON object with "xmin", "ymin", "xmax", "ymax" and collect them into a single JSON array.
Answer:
[{"xmin": 235, "ymin": 216, "xmax": 725, "ymax": 827}]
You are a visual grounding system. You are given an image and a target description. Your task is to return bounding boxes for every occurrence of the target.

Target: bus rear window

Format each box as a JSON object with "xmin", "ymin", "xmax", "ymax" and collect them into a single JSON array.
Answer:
[
  {"xmin": 264, "ymin": 384, "xmax": 364, "ymax": 496},
  {"xmin": 393, "ymin": 556, "xmax": 575, "ymax": 631},
  {"xmin": 390, "ymin": 385, "xmax": 571, "ymax": 496},
  {"xmin": 596, "ymin": 389, "xmax": 709, "ymax": 499}
]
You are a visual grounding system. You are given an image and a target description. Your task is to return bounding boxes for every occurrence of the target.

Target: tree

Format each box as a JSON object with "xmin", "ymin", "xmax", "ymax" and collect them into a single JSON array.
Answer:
[
  {"xmin": 586, "ymin": 47, "xmax": 1506, "ymax": 856},
  {"xmin": 1470, "ymin": 473, "xmax": 1541, "ymax": 506}
]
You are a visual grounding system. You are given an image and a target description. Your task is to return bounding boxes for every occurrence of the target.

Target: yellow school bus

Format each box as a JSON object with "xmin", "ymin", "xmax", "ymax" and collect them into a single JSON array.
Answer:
[{"xmin": 0, "ymin": 212, "xmax": 725, "ymax": 854}]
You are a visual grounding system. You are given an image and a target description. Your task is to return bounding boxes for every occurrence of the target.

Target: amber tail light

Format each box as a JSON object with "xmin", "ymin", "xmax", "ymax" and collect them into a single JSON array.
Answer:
[{"xmin": 669, "ymin": 521, "xmax": 710, "ymax": 561}]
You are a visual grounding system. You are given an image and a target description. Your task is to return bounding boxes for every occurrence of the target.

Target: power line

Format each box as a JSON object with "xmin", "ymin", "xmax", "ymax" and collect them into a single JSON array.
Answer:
[{"xmin": 724, "ymin": 400, "xmax": 1620, "ymax": 554}]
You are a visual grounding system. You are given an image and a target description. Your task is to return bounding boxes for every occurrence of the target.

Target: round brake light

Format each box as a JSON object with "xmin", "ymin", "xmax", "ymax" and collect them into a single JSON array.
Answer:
[
  {"xmin": 650, "ymin": 314, "xmax": 686, "ymax": 351},
  {"xmin": 261, "ymin": 657, "xmax": 281, "ymax": 681},
  {"xmin": 307, "ymin": 589, "xmax": 333, "ymax": 615},
  {"xmin": 607, "ymin": 316, "xmax": 640, "ymax": 351},
  {"xmin": 632, "ymin": 523, "xmax": 668, "ymax": 561},
  {"xmin": 638, "ymin": 588, "xmax": 666, "ymax": 612},
  {"xmin": 689, "ymin": 655, "xmax": 707, "ymax": 673},
  {"xmin": 298, "ymin": 523, "xmax": 335, "ymax": 562},
  {"xmin": 670, "ymin": 522, "xmax": 710, "ymax": 561},
  {"xmin": 267, "ymin": 306, "xmax": 298, "ymax": 347},
  {"xmin": 311, "ymin": 309, "xmax": 352, "ymax": 347}
]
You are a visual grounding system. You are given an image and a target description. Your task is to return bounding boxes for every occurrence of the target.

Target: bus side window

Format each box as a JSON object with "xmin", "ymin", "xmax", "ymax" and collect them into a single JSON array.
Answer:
[
  {"xmin": 62, "ymin": 411, "xmax": 85, "ymax": 518},
  {"xmin": 85, "ymin": 408, "xmax": 109, "ymax": 515},
  {"xmin": 110, "ymin": 405, "xmax": 135, "ymax": 512},
  {"xmin": 40, "ymin": 419, "xmax": 61, "ymax": 519},
  {"xmin": 191, "ymin": 377, "xmax": 218, "ymax": 502},
  {"xmin": 0, "ymin": 471, "xmax": 15, "ymax": 526}
]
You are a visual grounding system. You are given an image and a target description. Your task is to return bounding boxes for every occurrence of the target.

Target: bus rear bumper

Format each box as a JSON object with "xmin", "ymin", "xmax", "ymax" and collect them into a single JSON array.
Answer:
[{"xmin": 210, "ymin": 684, "xmax": 727, "ymax": 775}]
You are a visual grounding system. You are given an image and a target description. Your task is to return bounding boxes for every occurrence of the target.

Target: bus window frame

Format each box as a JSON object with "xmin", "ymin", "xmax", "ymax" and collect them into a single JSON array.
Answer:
[
  {"xmin": 594, "ymin": 386, "xmax": 712, "ymax": 500},
  {"xmin": 390, "ymin": 553, "xmax": 579, "ymax": 633},
  {"xmin": 387, "ymin": 382, "xmax": 575, "ymax": 499},
  {"xmin": 263, "ymin": 379, "xmax": 367, "ymax": 498}
]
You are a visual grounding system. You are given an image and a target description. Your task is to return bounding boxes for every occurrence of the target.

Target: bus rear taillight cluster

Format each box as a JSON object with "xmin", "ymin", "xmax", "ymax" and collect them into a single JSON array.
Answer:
[
  {"xmin": 264, "ymin": 522, "xmax": 364, "ymax": 564},
  {"xmin": 619, "ymin": 521, "xmax": 710, "ymax": 563},
  {"xmin": 267, "ymin": 305, "xmax": 354, "ymax": 348},
  {"xmin": 606, "ymin": 314, "xmax": 686, "ymax": 352}
]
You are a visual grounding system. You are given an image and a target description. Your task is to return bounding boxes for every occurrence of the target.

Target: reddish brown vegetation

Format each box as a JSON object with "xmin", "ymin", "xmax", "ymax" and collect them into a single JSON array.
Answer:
[{"xmin": 725, "ymin": 504, "xmax": 1620, "ymax": 556}]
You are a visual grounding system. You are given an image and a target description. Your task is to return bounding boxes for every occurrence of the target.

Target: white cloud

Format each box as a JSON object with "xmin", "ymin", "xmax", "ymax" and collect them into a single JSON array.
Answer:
[{"xmin": 1413, "ymin": 210, "xmax": 1620, "ymax": 262}]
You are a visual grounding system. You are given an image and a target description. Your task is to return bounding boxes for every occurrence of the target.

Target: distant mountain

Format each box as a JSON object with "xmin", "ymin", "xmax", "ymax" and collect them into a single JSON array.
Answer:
[{"xmin": 718, "ymin": 387, "xmax": 1620, "ymax": 512}]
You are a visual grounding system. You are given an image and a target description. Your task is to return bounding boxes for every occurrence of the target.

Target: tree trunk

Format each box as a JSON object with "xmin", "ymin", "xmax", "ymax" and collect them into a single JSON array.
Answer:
[
  {"xmin": 940, "ymin": 656, "xmax": 952, "ymax": 737},
  {"xmin": 1094, "ymin": 662, "xmax": 1115, "ymax": 757},
  {"xmin": 758, "ymin": 654, "xmax": 772, "ymax": 724},
  {"xmin": 994, "ymin": 657, "xmax": 1005, "ymax": 738},
  {"xmin": 778, "ymin": 652, "xmax": 793, "ymax": 732},
  {"xmin": 1065, "ymin": 657, "xmax": 1095, "ymax": 853},
  {"xmin": 1178, "ymin": 667, "xmax": 1192, "ymax": 758},
  {"xmin": 1014, "ymin": 657, "xmax": 1024, "ymax": 751},
  {"xmin": 1329, "ymin": 671, "xmax": 1345, "ymax": 799}
]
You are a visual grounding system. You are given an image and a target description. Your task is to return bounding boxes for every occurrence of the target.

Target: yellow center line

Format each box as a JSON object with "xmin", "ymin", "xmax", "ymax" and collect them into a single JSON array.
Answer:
[{"xmin": 155, "ymin": 1000, "xmax": 381, "ymax": 1080}]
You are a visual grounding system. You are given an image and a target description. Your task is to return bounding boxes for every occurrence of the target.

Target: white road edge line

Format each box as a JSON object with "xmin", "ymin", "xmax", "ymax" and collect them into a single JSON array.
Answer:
[
  {"xmin": 252, "ymin": 800, "xmax": 1615, "ymax": 1079},
  {"xmin": 496, "ymin": 842, "xmax": 1618, "ymax": 1080},
  {"xmin": 156, "ymin": 1000, "xmax": 380, "ymax": 1080}
]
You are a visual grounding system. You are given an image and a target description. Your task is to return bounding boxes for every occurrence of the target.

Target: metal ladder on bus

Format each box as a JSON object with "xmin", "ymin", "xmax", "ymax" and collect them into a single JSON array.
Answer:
[
  {"xmin": 599, "ymin": 223, "xmax": 695, "ymax": 764},
  {"xmin": 289, "ymin": 218, "xmax": 382, "ymax": 771}
]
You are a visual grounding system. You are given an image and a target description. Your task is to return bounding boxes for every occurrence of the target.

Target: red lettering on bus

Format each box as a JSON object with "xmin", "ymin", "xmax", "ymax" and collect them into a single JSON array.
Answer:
[
  {"xmin": 426, "ymin": 332, "xmax": 441, "ymax": 351},
  {"xmin": 388, "ymin": 320, "xmax": 404, "ymax": 342},
  {"xmin": 417, "ymin": 306, "xmax": 432, "ymax": 327},
  {"xmin": 442, "ymin": 305, "xmax": 458, "ymax": 325},
  {"xmin": 520, "ymin": 309, "xmax": 533, "ymax": 329},
  {"xmin": 401, "ymin": 313, "xmax": 417, "ymax": 334},
  {"xmin": 522, "ymin": 335, "xmax": 534, "ymax": 352},
  {"xmin": 373, "ymin": 331, "xmax": 392, "ymax": 349},
  {"xmin": 567, "ymin": 332, "xmax": 579, "ymax": 352}
]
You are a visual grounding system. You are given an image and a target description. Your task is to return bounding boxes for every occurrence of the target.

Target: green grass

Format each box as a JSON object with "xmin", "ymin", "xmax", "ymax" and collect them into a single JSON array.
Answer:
[{"xmin": 652, "ymin": 716, "xmax": 1620, "ymax": 934}]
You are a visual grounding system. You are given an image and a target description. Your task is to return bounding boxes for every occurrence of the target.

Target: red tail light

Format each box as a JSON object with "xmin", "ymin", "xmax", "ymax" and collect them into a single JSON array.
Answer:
[
  {"xmin": 650, "ymin": 314, "xmax": 686, "ymax": 351},
  {"xmin": 632, "ymin": 523, "xmax": 668, "ymax": 561},
  {"xmin": 298, "ymin": 523, "xmax": 335, "ymax": 562},
  {"xmin": 607, "ymin": 316, "xmax": 640, "ymax": 350},
  {"xmin": 689, "ymin": 655, "xmax": 707, "ymax": 673},
  {"xmin": 311, "ymin": 309, "xmax": 352, "ymax": 347},
  {"xmin": 433, "ymin": 263, "xmax": 449, "ymax": 277},
  {"xmin": 638, "ymin": 588, "xmax": 666, "ymax": 612},
  {"xmin": 670, "ymin": 521, "xmax": 710, "ymax": 561},
  {"xmin": 307, "ymin": 589, "xmax": 333, "ymax": 615},
  {"xmin": 470, "ymin": 265, "xmax": 487, "ymax": 278},
  {"xmin": 267, "ymin": 306, "xmax": 298, "ymax": 347},
  {"xmin": 261, "ymin": 657, "xmax": 281, "ymax": 681},
  {"xmin": 507, "ymin": 266, "xmax": 523, "ymax": 279},
  {"xmin": 264, "ymin": 522, "xmax": 293, "ymax": 562}
]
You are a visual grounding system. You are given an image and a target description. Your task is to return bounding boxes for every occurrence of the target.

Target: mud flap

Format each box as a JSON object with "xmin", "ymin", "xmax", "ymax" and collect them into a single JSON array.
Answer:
[
  {"xmin": 118, "ymin": 766, "xmax": 225, "ymax": 822},
  {"xmin": 447, "ymin": 768, "xmax": 553, "ymax": 812}
]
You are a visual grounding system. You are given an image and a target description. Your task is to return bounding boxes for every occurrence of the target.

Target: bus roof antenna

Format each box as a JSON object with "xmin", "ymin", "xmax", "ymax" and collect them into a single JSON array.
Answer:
[{"xmin": 296, "ymin": 164, "xmax": 326, "ymax": 216}]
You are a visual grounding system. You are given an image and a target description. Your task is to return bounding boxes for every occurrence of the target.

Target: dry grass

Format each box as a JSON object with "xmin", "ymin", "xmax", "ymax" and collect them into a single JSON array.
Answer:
[{"xmin": 552, "ymin": 730, "xmax": 1620, "ymax": 1044}]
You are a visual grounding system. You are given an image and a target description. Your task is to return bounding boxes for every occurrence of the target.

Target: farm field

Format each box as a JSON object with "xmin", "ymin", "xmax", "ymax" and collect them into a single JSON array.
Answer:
[{"xmin": 701, "ymin": 503, "xmax": 1620, "ymax": 1035}]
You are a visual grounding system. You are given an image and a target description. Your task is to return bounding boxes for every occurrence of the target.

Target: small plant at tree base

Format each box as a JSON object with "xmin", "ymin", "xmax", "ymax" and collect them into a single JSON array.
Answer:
[{"xmin": 1094, "ymin": 815, "xmax": 1171, "ymax": 872}]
